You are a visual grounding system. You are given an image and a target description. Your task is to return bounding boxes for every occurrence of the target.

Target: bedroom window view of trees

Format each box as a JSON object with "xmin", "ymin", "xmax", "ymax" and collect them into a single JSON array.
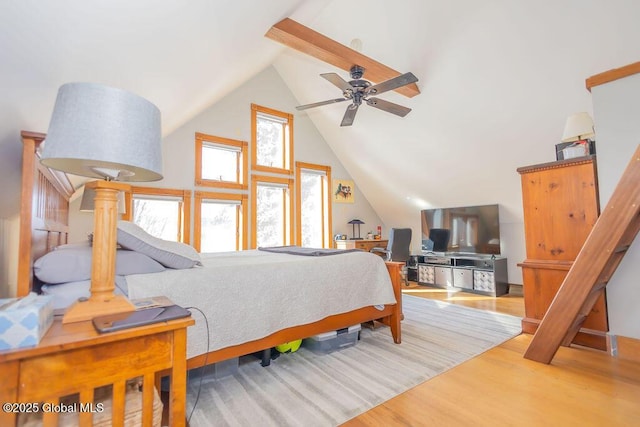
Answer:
[
  {"xmin": 296, "ymin": 162, "xmax": 332, "ymax": 248},
  {"xmin": 132, "ymin": 197, "xmax": 182, "ymax": 242},
  {"xmin": 300, "ymin": 174, "xmax": 322, "ymax": 246},
  {"xmin": 195, "ymin": 132, "xmax": 248, "ymax": 190},
  {"xmin": 203, "ymin": 146, "xmax": 238, "ymax": 180},
  {"xmin": 125, "ymin": 187, "xmax": 191, "ymax": 244},
  {"xmin": 251, "ymin": 103, "xmax": 293, "ymax": 174},
  {"xmin": 194, "ymin": 191, "xmax": 247, "ymax": 252},
  {"xmin": 252, "ymin": 176, "xmax": 292, "ymax": 248},
  {"xmin": 188, "ymin": 104, "xmax": 331, "ymax": 250}
]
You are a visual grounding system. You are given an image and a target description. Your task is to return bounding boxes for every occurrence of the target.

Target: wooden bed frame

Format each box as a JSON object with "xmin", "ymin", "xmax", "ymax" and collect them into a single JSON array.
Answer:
[{"xmin": 16, "ymin": 128, "xmax": 403, "ymax": 402}]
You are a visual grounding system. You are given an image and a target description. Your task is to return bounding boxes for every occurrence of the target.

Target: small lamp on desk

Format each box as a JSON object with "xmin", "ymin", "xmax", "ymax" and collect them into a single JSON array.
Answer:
[
  {"xmin": 348, "ymin": 219, "xmax": 364, "ymax": 240},
  {"xmin": 40, "ymin": 82, "xmax": 163, "ymax": 323}
]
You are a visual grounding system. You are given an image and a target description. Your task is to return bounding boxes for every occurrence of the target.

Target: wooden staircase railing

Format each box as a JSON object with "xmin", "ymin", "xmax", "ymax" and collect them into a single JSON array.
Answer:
[{"xmin": 524, "ymin": 145, "xmax": 640, "ymax": 364}]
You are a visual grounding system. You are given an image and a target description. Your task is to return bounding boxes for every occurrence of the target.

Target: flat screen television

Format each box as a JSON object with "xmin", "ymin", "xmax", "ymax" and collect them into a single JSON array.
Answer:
[{"xmin": 420, "ymin": 204, "xmax": 501, "ymax": 255}]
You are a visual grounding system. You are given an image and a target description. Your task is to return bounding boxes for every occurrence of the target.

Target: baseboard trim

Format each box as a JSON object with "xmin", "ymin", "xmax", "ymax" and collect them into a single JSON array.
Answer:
[
  {"xmin": 508, "ymin": 284, "xmax": 523, "ymax": 296},
  {"xmin": 609, "ymin": 335, "xmax": 640, "ymax": 362}
]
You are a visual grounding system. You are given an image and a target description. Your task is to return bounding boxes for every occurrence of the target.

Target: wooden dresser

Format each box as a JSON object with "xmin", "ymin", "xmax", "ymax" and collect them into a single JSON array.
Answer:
[
  {"xmin": 0, "ymin": 316, "xmax": 193, "ymax": 426},
  {"xmin": 517, "ymin": 155, "xmax": 608, "ymax": 350},
  {"xmin": 335, "ymin": 239, "xmax": 388, "ymax": 252}
]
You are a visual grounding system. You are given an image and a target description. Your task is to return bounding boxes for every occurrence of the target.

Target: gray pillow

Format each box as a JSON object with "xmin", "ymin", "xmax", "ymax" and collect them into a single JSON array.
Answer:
[
  {"xmin": 116, "ymin": 221, "xmax": 202, "ymax": 269},
  {"xmin": 34, "ymin": 245, "xmax": 166, "ymax": 284}
]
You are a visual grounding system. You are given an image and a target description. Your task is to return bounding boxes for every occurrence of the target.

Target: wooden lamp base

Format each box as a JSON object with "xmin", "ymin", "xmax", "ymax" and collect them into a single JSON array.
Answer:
[
  {"xmin": 62, "ymin": 295, "xmax": 135, "ymax": 324},
  {"xmin": 62, "ymin": 180, "xmax": 134, "ymax": 324}
]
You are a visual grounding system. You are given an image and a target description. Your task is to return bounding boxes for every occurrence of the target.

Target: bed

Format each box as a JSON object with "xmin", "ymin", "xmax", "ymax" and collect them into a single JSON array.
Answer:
[{"xmin": 17, "ymin": 130, "xmax": 403, "ymax": 371}]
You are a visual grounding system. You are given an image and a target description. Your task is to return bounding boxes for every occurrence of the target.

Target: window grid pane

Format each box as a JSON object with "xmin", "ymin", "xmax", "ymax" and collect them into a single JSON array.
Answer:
[
  {"xmin": 300, "ymin": 173, "xmax": 323, "ymax": 247},
  {"xmin": 202, "ymin": 145, "xmax": 240, "ymax": 182},
  {"xmin": 256, "ymin": 116, "xmax": 285, "ymax": 169},
  {"xmin": 256, "ymin": 185, "xmax": 286, "ymax": 247},
  {"xmin": 200, "ymin": 201, "xmax": 238, "ymax": 252},
  {"xmin": 133, "ymin": 198, "xmax": 180, "ymax": 242}
]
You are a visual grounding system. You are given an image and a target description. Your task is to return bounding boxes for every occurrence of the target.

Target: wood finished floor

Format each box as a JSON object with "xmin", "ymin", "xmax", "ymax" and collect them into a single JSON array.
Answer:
[{"xmin": 342, "ymin": 282, "xmax": 640, "ymax": 426}]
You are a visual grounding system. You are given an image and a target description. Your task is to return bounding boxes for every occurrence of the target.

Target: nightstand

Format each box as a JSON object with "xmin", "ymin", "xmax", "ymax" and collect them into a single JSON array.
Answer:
[{"xmin": 0, "ymin": 314, "xmax": 194, "ymax": 426}]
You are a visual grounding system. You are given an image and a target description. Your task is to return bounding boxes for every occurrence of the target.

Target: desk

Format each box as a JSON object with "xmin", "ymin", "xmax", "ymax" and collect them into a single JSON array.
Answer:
[
  {"xmin": 335, "ymin": 239, "xmax": 388, "ymax": 253},
  {"xmin": 0, "ymin": 315, "xmax": 194, "ymax": 426}
]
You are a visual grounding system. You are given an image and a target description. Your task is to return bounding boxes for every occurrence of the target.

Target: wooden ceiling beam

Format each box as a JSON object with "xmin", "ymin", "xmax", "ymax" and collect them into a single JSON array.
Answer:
[{"xmin": 265, "ymin": 18, "xmax": 420, "ymax": 98}]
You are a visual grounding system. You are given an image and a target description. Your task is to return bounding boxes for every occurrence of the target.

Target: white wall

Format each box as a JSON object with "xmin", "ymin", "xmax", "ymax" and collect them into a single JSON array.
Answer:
[
  {"xmin": 591, "ymin": 72, "xmax": 640, "ymax": 340},
  {"xmin": 68, "ymin": 66, "xmax": 383, "ymax": 244}
]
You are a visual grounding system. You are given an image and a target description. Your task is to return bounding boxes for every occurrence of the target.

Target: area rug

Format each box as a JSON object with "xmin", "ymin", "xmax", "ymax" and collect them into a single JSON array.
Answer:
[{"xmin": 186, "ymin": 295, "xmax": 522, "ymax": 426}]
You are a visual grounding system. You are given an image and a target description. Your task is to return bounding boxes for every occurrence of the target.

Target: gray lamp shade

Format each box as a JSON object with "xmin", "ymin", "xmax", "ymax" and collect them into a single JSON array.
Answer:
[{"xmin": 40, "ymin": 82, "xmax": 163, "ymax": 182}]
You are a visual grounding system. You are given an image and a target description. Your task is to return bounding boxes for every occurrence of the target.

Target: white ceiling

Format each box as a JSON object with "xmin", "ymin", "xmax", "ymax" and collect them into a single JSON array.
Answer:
[{"xmin": 2, "ymin": 0, "xmax": 640, "ymax": 228}]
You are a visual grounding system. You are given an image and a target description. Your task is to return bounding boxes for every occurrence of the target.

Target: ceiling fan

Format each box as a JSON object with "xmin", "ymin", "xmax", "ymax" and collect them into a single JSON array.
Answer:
[{"xmin": 296, "ymin": 65, "xmax": 419, "ymax": 127}]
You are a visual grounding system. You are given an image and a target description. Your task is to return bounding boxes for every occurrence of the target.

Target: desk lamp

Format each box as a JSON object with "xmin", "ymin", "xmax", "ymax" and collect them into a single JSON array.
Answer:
[
  {"xmin": 41, "ymin": 82, "xmax": 162, "ymax": 323},
  {"xmin": 348, "ymin": 219, "xmax": 364, "ymax": 240},
  {"xmin": 561, "ymin": 112, "xmax": 595, "ymax": 143}
]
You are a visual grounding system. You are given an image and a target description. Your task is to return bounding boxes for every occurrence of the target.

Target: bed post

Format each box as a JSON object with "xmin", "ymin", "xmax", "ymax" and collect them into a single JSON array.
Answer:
[
  {"xmin": 383, "ymin": 261, "xmax": 404, "ymax": 343},
  {"xmin": 18, "ymin": 131, "xmax": 73, "ymax": 297},
  {"xmin": 17, "ymin": 132, "xmax": 45, "ymax": 296}
]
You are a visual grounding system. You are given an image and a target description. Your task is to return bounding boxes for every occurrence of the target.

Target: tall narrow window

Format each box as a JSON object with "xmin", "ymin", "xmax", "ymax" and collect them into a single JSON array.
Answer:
[
  {"xmin": 194, "ymin": 191, "xmax": 247, "ymax": 252},
  {"xmin": 123, "ymin": 187, "xmax": 192, "ymax": 243},
  {"xmin": 251, "ymin": 175, "xmax": 293, "ymax": 248},
  {"xmin": 251, "ymin": 104, "xmax": 293, "ymax": 174},
  {"xmin": 195, "ymin": 133, "xmax": 248, "ymax": 189},
  {"xmin": 296, "ymin": 162, "xmax": 332, "ymax": 248}
]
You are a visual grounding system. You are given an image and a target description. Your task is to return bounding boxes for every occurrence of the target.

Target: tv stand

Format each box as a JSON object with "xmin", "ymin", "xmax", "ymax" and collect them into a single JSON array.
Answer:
[{"xmin": 409, "ymin": 253, "xmax": 508, "ymax": 297}]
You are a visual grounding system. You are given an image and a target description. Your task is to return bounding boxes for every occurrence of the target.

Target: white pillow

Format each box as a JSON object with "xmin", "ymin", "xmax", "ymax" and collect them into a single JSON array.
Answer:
[{"xmin": 117, "ymin": 221, "xmax": 202, "ymax": 269}]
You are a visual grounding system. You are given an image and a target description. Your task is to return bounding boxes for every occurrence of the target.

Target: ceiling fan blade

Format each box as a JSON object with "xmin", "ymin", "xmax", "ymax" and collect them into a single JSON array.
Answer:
[
  {"xmin": 321, "ymin": 73, "xmax": 353, "ymax": 92},
  {"xmin": 296, "ymin": 98, "xmax": 348, "ymax": 111},
  {"xmin": 366, "ymin": 97, "xmax": 412, "ymax": 117},
  {"xmin": 368, "ymin": 72, "xmax": 419, "ymax": 96},
  {"xmin": 340, "ymin": 103, "xmax": 359, "ymax": 127}
]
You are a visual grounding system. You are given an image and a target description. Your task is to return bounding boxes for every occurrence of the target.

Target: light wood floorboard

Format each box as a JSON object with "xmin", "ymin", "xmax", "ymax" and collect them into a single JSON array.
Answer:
[{"xmin": 343, "ymin": 283, "xmax": 640, "ymax": 426}]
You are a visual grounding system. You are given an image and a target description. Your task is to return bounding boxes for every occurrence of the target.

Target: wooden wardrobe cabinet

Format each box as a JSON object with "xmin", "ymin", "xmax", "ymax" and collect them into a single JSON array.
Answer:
[{"xmin": 517, "ymin": 155, "xmax": 608, "ymax": 350}]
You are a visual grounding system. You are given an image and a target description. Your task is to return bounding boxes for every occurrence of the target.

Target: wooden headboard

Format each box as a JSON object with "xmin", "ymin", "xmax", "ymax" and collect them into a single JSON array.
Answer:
[{"xmin": 17, "ymin": 131, "xmax": 74, "ymax": 297}]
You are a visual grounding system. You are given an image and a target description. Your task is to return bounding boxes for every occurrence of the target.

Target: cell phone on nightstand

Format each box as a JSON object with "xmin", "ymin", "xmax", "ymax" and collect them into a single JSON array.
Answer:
[{"xmin": 92, "ymin": 305, "xmax": 191, "ymax": 333}]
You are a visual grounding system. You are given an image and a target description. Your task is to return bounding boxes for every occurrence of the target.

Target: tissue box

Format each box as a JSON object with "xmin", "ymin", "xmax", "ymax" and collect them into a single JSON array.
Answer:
[{"xmin": 0, "ymin": 294, "xmax": 54, "ymax": 351}]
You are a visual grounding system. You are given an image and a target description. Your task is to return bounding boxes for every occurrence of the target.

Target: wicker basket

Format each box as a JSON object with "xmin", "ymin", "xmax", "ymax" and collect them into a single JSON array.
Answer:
[{"xmin": 18, "ymin": 378, "xmax": 163, "ymax": 426}]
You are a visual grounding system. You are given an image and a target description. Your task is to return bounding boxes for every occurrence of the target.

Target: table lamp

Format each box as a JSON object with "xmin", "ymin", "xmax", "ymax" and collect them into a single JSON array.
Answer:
[
  {"xmin": 40, "ymin": 82, "xmax": 163, "ymax": 323},
  {"xmin": 348, "ymin": 219, "xmax": 364, "ymax": 240},
  {"xmin": 561, "ymin": 112, "xmax": 595, "ymax": 142}
]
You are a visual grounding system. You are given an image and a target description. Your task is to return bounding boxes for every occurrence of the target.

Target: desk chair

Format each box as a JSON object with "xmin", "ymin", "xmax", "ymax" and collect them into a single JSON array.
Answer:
[{"xmin": 371, "ymin": 228, "xmax": 412, "ymax": 286}]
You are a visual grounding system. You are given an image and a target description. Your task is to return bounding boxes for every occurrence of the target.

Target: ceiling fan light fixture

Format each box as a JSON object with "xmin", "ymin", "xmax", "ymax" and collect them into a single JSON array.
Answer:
[
  {"xmin": 349, "ymin": 38, "xmax": 363, "ymax": 52},
  {"xmin": 296, "ymin": 66, "xmax": 418, "ymax": 126}
]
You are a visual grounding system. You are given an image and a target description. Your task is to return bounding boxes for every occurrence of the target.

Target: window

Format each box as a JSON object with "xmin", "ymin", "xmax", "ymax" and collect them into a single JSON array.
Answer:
[
  {"xmin": 295, "ymin": 162, "xmax": 332, "ymax": 248},
  {"xmin": 194, "ymin": 191, "xmax": 247, "ymax": 252},
  {"xmin": 123, "ymin": 187, "xmax": 191, "ymax": 244},
  {"xmin": 195, "ymin": 132, "xmax": 248, "ymax": 189},
  {"xmin": 251, "ymin": 175, "xmax": 293, "ymax": 248},
  {"xmin": 251, "ymin": 104, "xmax": 293, "ymax": 174}
]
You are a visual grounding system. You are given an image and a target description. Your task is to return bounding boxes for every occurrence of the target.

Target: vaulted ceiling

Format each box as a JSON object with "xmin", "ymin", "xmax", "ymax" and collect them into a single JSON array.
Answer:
[{"xmin": 2, "ymin": 0, "xmax": 639, "ymax": 234}]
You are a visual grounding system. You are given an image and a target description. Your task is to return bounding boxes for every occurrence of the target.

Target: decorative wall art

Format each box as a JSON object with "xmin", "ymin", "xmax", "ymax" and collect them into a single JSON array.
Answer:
[{"xmin": 332, "ymin": 179, "xmax": 354, "ymax": 203}]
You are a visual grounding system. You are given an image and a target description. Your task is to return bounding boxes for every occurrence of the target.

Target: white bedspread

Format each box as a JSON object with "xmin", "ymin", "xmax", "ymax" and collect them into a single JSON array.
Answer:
[{"xmin": 126, "ymin": 249, "xmax": 396, "ymax": 359}]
